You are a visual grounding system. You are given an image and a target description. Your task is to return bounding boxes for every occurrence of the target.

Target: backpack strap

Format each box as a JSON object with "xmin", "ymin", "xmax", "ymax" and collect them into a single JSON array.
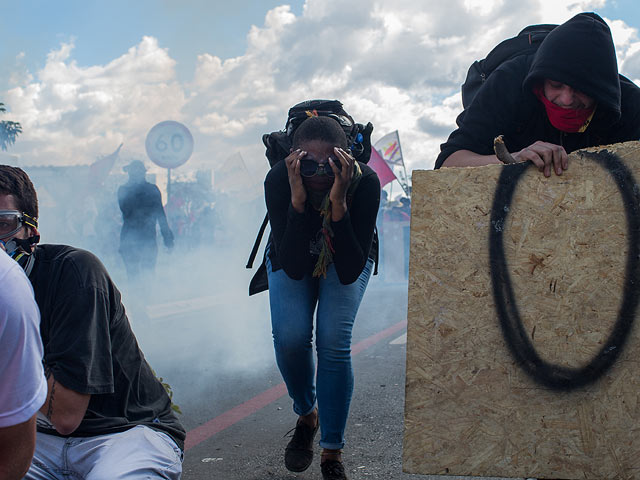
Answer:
[
  {"xmin": 373, "ymin": 226, "xmax": 379, "ymax": 276},
  {"xmin": 246, "ymin": 212, "xmax": 269, "ymax": 269}
]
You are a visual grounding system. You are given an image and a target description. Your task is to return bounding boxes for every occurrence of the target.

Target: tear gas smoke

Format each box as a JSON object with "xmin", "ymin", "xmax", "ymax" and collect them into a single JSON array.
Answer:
[{"xmin": 18, "ymin": 159, "xmax": 409, "ymax": 429}]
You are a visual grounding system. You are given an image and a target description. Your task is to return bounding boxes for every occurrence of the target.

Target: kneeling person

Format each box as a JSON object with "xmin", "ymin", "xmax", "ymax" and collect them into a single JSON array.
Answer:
[{"xmin": 0, "ymin": 165, "xmax": 185, "ymax": 479}]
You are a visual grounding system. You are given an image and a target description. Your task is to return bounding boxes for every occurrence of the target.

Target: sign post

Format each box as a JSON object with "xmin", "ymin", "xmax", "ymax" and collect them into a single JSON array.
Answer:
[{"xmin": 145, "ymin": 120, "xmax": 194, "ymax": 199}]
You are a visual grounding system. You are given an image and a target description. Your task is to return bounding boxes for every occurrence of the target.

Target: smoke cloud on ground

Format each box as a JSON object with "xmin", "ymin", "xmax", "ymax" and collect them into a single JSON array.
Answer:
[{"xmin": 18, "ymin": 158, "xmax": 409, "ymax": 426}]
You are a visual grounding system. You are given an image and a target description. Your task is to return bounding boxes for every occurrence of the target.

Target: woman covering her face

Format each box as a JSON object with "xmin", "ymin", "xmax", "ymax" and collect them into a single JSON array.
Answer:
[{"xmin": 263, "ymin": 115, "xmax": 380, "ymax": 480}]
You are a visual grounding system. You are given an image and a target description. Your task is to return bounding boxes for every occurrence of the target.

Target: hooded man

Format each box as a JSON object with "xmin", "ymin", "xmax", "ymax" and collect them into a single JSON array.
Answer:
[{"xmin": 435, "ymin": 12, "xmax": 640, "ymax": 176}]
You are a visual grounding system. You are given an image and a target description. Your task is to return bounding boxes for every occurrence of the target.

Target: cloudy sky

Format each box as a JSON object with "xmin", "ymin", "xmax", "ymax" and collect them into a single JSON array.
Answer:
[{"xmin": 1, "ymin": 0, "xmax": 639, "ymax": 182}]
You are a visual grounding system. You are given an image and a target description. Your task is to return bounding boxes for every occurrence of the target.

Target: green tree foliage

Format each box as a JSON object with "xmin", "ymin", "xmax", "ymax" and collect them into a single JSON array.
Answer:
[
  {"xmin": 0, "ymin": 102, "xmax": 22, "ymax": 151},
  {"xmin": 151, "ymin": 367, "xmax": 182, "ymax": 415}
]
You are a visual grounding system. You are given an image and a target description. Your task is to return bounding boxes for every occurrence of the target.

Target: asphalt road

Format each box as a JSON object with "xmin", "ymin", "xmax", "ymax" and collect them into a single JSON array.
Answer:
[{"xmin": 125, "ymin": 252, "xmax": 526, "ymax": 480}]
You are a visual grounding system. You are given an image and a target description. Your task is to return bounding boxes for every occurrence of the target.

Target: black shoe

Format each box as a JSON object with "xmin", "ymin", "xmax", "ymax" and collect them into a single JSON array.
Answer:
[
  {"xmin": 321, "ymin": 459, "xmax": 348, "ymax": 480},
  {"xmin": 284, "ymin": 418, "xmax": 319, "ymax": 472}
]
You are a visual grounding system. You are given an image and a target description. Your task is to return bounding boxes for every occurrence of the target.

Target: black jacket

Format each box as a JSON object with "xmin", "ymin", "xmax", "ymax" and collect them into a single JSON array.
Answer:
[
  {"xmin": 435, "ymin": 12, "xmax": 640, "ymax": 168},
  {"xmin": 264, "ymin": 160, "xmax": 380, "ymax": 285}
]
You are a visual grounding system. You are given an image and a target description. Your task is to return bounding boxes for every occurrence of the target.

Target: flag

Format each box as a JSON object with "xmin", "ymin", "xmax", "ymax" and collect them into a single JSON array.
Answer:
[
  {"xmin": 214, "ymin": 152, "xmax": 262, "ymax": 199},
  {"xmin": 368, "ymin": 147, "xmax": 397, "ymax": 188},
  {"xmin": 374, "ymin": 131, "xmax": 404, "ymax": 166},
  {"xmin": 89, "ymin": 143, "xmax": 122, "ymax": 187},
  {"xmin": 374, "ymin": 130, "xmax": 410, "ymax": 195}
]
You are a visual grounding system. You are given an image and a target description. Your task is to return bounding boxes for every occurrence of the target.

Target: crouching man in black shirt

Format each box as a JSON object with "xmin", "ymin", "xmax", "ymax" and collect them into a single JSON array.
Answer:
[{"xmin": 0, "ymin": 165, "xmax": 185, "ymax": 479}]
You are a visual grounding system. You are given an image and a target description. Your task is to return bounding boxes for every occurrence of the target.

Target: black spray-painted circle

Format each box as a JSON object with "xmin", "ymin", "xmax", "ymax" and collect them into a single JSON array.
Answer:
[{"xmin": 489, "ymin": 150, "xmax": 640, "ymax": 391}]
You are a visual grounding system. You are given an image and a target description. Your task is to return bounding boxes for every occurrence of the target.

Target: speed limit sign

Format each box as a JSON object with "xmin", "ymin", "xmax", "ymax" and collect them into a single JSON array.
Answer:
[{"xmin": 145, "ymin": 120, "xmax": 194, "ymax": 169}]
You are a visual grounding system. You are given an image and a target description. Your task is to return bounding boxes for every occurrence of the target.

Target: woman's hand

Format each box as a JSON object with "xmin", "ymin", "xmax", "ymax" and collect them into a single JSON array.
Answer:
[
  {"xmin": 329, "ymin": 147, "xmax": 354, "ymax": 221},
  {"xmin": 285, "ymin": 149, "xmax": 307, "ymax": 213}
]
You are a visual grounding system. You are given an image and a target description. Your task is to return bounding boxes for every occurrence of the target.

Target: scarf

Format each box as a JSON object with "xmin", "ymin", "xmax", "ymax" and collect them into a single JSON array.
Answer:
[
  {"xmin": 533, "ymin": 85, "xmax": 596, "ymax": 133},
  {"xmin": 312, "ymin": 162, "xmax": 363, "ymax": 278}
]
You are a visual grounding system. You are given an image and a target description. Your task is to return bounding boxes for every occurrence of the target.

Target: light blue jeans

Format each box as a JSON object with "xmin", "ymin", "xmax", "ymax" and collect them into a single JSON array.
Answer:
[
  {"xmin": 267, "ymin": 255, "xmax": 373, "ymax": 450},
  {"xmin": 25, "ymin": 425, "xmax": 183, "ymax": 479}
]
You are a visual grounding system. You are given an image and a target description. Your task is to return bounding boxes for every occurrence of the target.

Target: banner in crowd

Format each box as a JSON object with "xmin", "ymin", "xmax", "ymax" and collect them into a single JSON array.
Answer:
[
  {"xmin": 368, "ymin": 147, "xmax": 397, "ymax": 188},
  {"xmin": 374, "ymin": 130, "xmax": 409, "ymax": 194},
  {"xmin": 374, "ymin": 130, "xmax": 404, "ymax": 166},
  {"xmin": 214, "ymin": 152, "xmax": 262, "ymax": 199},
  {"xmin": 88, "ymin": 143, "xmax": 122, "ymax": 187}
]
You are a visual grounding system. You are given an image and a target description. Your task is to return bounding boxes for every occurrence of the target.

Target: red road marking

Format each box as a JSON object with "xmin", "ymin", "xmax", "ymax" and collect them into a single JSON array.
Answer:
[
  {"xmin": 185, "ymin": 319, "xmax": 407, "ymax": 451},
  {"xmin": 351, "ymin": 320, "xmax": 407, "ymax": 355}
]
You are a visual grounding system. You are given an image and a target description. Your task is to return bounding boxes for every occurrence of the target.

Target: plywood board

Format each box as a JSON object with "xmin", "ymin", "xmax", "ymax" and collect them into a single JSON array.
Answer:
[{"xmin": 403, "ymin": 141, "xmax": 640, "ymax": 479}]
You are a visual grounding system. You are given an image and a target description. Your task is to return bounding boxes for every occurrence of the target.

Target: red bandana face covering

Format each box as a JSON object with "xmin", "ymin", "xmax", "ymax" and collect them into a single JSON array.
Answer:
[{"xmin": 533, "ymin": 85, "xmax": 596, "ymax": 133}]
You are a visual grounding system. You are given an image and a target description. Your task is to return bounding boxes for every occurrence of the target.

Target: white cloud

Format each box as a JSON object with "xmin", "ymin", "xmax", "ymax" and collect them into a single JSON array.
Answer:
[
  {"xmin": 2, "ymin": 0, "xmax": 639, "ymax": 174},
  {"xmin": 193, "ymin": 111, "xmax": 268, "ymax": 137},
  {"xmin": 537, "ymin": 0, "xmax": 606, "ymax": 23},
  {"xmin": 608, "ymin": 18, "xmax": 640, "ymax": 82},
  {"xmin": 463, "ymin": 0, "xmax": 504, "ymax": 16},
  {"xmin": 4, "ymin": 37, "xmax": 185, "ymax": 169}
]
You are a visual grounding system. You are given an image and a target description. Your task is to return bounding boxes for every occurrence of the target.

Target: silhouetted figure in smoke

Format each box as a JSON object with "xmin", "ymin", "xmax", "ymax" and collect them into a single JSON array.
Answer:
[{"xmin": 118, "ymin": 160, "xmax": 174, "ymax": 282}]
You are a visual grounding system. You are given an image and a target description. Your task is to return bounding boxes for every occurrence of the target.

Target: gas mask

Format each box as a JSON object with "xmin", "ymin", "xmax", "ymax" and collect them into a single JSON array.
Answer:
[{"xmin": 0, "ymin": 210, "xmax": 39, "ymax": 276}]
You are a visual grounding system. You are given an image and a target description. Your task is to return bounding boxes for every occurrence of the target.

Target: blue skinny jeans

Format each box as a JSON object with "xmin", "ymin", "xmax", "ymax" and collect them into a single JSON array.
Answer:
[{"xmin": 266, "ymin": 256, "xmax": 373, "ymax": 450}]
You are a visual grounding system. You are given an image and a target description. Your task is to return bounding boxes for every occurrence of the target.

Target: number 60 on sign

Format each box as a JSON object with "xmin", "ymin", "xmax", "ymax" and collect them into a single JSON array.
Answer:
[{"xmin": 145, "ymin": 120, "xmax": 194, "ymax": 169}]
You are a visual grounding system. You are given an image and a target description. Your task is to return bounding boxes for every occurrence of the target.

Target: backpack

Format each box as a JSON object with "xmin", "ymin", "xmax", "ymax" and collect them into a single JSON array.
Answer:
[
  {"xmin": 247, "ymin": 99, "xmax": 377, "ymax": 295},
  {"xmin": 262, "ymin": 99, "xmax": 373, "ymax": 168},
  {"xmin": 461, "ymin": 24, "xmax": 557, "ymax": 109}
]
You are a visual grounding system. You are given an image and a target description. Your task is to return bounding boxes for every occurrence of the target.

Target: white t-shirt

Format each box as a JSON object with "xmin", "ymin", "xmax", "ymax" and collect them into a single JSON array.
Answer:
[{"xmin": 0, "ymin": 249, "xmax": 47, "ymax": 427}]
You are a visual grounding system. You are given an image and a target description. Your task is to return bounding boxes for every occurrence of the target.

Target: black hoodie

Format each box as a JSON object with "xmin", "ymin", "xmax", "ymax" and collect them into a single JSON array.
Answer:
[
  {"xmin": 436, "ymin": 12, "xmax": 640, "ymax": 169},
  {"xmin": 523, "ymin": 12, "xmax": 620, "ymax": 117}
]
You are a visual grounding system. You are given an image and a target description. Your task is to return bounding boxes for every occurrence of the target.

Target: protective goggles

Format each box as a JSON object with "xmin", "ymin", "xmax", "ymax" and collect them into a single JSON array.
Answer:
[
  {"xmin": 0, "ymin": 210, "xmax": 38, "ymax": 239},
  {"xmin": 300, "ymin": 158, "xmax": 342, "ymax": 178}
]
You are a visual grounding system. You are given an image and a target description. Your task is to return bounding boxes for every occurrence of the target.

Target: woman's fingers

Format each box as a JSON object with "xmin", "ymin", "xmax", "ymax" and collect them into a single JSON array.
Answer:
[
  {"xmin": 329, "ymin": 147, "xmax": 354, "ymax": 206},
  {"xmin": 333, "ymin": 147, "xmax": 353, "ymax": 178},
  {"xmin": 286, "ymin": 149, "xmax": 306, "ymax": 174},
  {"xmin": 286, "ymin": 149, "xmax": 305, "ymax": 161},
  {"xmin": 334, "ymin": 147, "xmax": 352, "ymax": 164}
]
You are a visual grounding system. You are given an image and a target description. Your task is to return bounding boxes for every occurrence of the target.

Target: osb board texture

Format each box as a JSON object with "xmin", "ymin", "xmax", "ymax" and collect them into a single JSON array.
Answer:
[{"xmin": 403, "ymin": 141, "xmax": 640, "ymax": 480}]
